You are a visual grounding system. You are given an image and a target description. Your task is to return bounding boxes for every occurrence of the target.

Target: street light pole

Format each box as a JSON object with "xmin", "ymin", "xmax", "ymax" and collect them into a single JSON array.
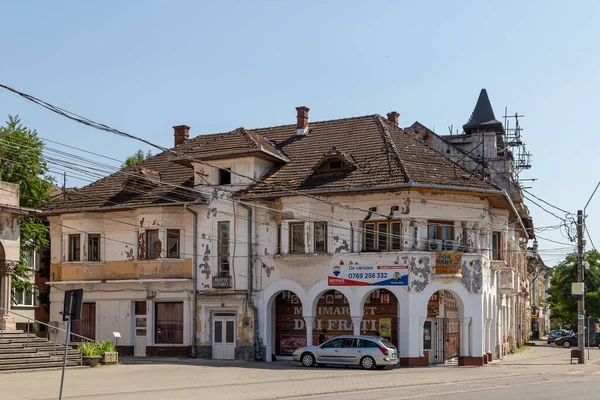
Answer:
[{"xmin": 577, "ymin": 210, "xmax": 585, "ymax": 364}]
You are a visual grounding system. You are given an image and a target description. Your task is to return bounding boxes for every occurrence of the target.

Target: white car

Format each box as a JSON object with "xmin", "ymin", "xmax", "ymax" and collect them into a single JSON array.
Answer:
[{"xmin": 292, "ymin": 335, "xmax": 398, "ymax": 369}]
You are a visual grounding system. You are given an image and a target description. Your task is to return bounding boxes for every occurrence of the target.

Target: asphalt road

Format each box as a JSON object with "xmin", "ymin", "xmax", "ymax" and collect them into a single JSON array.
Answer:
[
  {"xmin": 301, "ymin": 373, "xmax": 600, "ymax": 400},
  {"xmin": 2, "ymin": 342, "xmax": 600, "ymax": 400}
]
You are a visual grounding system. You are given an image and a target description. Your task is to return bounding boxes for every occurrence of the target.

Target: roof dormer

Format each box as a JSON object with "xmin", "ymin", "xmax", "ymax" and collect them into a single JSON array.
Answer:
[{"xmin": 312, "ymin": 147, "xmax": 355, "ymax": 174}]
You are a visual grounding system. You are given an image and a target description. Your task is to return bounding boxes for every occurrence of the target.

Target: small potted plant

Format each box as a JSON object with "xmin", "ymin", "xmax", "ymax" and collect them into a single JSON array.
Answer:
[
  {"xmin": 98, "ymin": 340, "xmax": 119, "ymax": 365},
  {"xmin": 77, "ymin": 342, "xmax": 101, "ymax": 367}
]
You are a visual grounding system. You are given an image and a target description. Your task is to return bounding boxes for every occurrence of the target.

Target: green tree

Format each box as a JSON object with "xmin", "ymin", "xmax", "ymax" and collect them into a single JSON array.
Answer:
[
  {"xmin": 122, "ymin": 149, "xmax": 152, "ymax": 168},
  {"xmin": 0, "ymin": 115, "xmax": 54, "ymax": 293},
  {"xmin": 547, "ymin": 249, "xmax": 600, "ymax": 329}
]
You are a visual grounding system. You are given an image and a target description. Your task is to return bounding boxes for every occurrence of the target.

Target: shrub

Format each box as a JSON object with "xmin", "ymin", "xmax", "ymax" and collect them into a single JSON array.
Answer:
[
  {"xmin": 77, "ymin": 342, "xmax": 100, "ymax": 357},
  {"xmin": 98, "ymin": 340, "xmax": 116, "ymax": 354}
]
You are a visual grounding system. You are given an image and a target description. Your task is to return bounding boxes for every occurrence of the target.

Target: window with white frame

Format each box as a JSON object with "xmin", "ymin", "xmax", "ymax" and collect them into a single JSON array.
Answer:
[
  {"xmin": 87, "ymin": 234, "xmax": 101, "ymax": 262},
  {"xmin": 289, "ymin": 222, "xmax": 305, "ymax": 254},
  {"xmin": 145, "ymin": 229, "xmax": 160, "ymax": 259},
  {"xmin": 68, "ymin": 234, "xmax": 81, "ymax": 261},
  {"xmin": 218, "ymin": 222, "xmax": 230, "ymax": 277},
  {"xmin": 166, "ymin": 229, "xmax": 181, "ymax": 259},
  {"xmin": 314, "ymin": 222, "xmax": 327, "ymax": 253},
  {"xmin": 12, "ymin": 289, "xmax": 39, "ymax": 307}
]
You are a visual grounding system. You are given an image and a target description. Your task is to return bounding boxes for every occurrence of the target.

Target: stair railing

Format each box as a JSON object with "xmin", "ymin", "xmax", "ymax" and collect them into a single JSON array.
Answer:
[{"xmin": 0, "ymin": 306, "xmax": 94, "ymax": 362}]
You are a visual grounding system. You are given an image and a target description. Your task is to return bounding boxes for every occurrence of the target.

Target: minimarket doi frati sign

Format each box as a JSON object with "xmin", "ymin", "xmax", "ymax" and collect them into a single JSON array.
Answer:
[{"xmin": 328, "ymin": 264, "xmax": 408, "ymax": 286}]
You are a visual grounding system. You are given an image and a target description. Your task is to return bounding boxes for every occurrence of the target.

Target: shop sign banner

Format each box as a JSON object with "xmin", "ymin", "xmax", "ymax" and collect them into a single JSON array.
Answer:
[
  {"xmin": 328, "ymin": 264, "xmax": 408, "ymax": 286},
  {"xmin": 434, "ymin": 252, "xmax": 462, "ymax": 275}
]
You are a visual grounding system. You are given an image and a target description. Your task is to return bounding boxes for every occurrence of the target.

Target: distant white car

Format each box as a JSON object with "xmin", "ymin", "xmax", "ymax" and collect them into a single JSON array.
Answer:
[{"xmin": 292, "ymin": 335, "xmax": 398, "ymax": 370}]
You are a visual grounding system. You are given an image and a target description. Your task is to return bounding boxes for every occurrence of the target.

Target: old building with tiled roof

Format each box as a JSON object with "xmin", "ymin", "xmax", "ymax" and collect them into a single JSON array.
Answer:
[{"xmin": 45, "ymin": 92, "xmax": 535, "ymax": 366}]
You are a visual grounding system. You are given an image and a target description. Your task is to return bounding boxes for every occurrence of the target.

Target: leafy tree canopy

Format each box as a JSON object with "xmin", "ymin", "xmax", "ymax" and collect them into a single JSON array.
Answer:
[
  {"xmin": 122, "ymin": 149, "xmax": 152, "ymax": 168},
  {"xmin": 547, "ymin": 249, "xmax": 600, "ymax": 330},
  {"xmin": 0, "ymin": 115, "xmax": 54, "ymax": 293}
]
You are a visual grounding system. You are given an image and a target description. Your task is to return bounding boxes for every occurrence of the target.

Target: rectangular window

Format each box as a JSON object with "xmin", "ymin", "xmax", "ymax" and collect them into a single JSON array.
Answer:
[
  {"xmin": 364, "ymin": 223, "xmax": 376, "ymax": 251},
  {"xmin": 145, "ymin": 230, "xmax": 160, "ymax": 259},
  {"xmin": 166, "ymin": 229, "xmax": 180, "ymax": 258},
  {"xmin": 68, "ymin": 234, "xmax": 81, "ymax": 261},
  {"xmin": 290, "ymin": 223, "xmax": 305, "ymax": 254},
  {"xmin": 88, "ymin": 234, "xmax": 101, "ymax": 262},
  {"xmin": 363, "ymin": 221, "xmax": 402, "ymax": 252},
  {"xmin": 391, "ymin": 222, "xmax": 402, "ymax": 250},
  {"xmin": 155, "ymin": 302, "xmax": 183, "ymax": 344},
  {"xmin": 219, "ymin": 168, "xmax": 231, "ymax": 185},
  {"xmin": 314, "ymin": 222, "xmax": 327, "ymax": 253},
  {"xmin": 377, "ymin": 223, "xmax": 388, "ymax": 251},
  {"xmin": 492, "ymin": 232, "xmax": 501, "ymax": 260},
  {"xmin": 276, "ymin": 223, "xmax": 281, "ymax": 255},
  {"xmin": 71, "ymin": 303, "xmax": 96, "ymax": 341},
  {"xmin": 218, "ymin": 222, "xmax": 230, "ymax": 277},
  {"xmin": 12, "ymin": 290, "xmax": 37, "ymax": 307},
  {"xmin": 427, "ymin": 221, "xmax": 454, "ymax": 241}
]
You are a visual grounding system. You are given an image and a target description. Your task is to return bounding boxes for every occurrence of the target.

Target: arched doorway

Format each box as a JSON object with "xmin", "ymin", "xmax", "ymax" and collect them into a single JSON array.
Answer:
[
  {"xmin": 424, "ymin": 290, "xmax": 461, "ymax": 364},
  {"xmin": 272, "ymin": 290, "xmax": 306, "ymax": 357},
  {"xmin": 312, "ymin": 289, "xmax": 353, "ymax": 344},
  {"xmin": 361, "ymin": 289, "xmax": 399, "ymax": 344}
]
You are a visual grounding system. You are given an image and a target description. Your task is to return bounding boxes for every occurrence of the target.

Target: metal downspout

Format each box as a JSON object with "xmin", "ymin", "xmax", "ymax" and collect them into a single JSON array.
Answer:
[
  {"xmin": 184, "ymin": 204, "xmax": 198, "ymax": 358},
  {"xmin": 239, "ymin": 202, "xmax": 259, "ymax": 361}
]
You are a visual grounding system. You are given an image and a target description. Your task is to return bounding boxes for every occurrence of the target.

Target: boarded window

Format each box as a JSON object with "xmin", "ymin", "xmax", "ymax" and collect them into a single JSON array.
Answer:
[
  {"xmin": 88, "ymin": 234, "xmax": 100, "ymax": 262},
  {"xmin": 166, "ymin": 229, "xmax": 180, "ymax": 258},
  {"xmin": 68, "ymin": 234, "xmax": 80, "ymax": 261},
  {"xmin": 314, "ymin": 222, "xmax": 327, "ymax": 253},
  {"xmin": 290, "ymin": 223, "xmax": 305, "ymax": 254},
  {"xmin": 218, "ymin": 222, "xmax": 230, "ymax": 276},
  {"xmin": 155, "ymin": 302, "xmax": 183, "ymax": 344}
]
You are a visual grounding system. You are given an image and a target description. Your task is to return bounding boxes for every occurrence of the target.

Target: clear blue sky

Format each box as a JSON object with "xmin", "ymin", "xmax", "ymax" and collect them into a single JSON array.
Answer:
[{"xmin": 1, "ymin": 0, "xmax": 598, "ymax": 265}]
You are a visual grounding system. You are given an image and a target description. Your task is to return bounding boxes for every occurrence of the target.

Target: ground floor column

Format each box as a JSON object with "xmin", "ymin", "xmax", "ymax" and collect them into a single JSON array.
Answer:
[
  {"xmin": 0, "ymin": 262, "xmax": 16, "ymax": 331},
  {"xmin": 305, "ymin": 316, "xmax": 315, "ymax": 347},
  {"xmin": 351, "ymin": 316, "xmax": 362, "ymax": 336},
  {"xmin": 398, "ymin": 297, "xmax": 428, "ymax": 367}
]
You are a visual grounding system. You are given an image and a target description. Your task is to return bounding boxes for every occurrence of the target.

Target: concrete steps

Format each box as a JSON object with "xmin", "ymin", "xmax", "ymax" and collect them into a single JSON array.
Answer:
[{"xmin": 0, "ymin": 330, "xmax": 83, "ymax": 372}]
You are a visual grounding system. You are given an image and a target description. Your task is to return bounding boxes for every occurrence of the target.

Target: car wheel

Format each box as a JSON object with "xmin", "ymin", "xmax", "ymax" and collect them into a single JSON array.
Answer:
[
  {"xmin": 563, "ymin": 341, "xmax": 571, "ymax": 348},
  {"xmin": 360, "ymin": 356, "xmax": 376, "ymax": 370},
  {"xmin": 301, "ymin": 352, "xmax": 315, "ymax": 367}
]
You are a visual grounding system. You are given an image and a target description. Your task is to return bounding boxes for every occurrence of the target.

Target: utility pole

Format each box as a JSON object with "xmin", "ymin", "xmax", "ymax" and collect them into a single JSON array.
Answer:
[{"xmin": 577, "ymin": 210, "xmax": 585, "ymax": 364}]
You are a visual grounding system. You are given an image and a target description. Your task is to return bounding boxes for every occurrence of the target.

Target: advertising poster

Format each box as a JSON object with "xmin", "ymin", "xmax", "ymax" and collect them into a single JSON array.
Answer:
[
  {"xmin": 379, "ymin": 318, "xmax": 392, "ymax": 337},
  {"xmin": 434, "ymin": 252, "xmax": 462, "ymax": 275},
  {"xmin": 328, "ymin": 264, "xmax": 408, "ymax": 286}
]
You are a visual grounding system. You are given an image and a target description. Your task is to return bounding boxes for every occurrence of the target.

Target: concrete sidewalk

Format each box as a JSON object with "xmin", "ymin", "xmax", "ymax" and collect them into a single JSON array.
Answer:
[{"xmin": 2, "ymin": 342, "xmax": 599, "ymax": 400}]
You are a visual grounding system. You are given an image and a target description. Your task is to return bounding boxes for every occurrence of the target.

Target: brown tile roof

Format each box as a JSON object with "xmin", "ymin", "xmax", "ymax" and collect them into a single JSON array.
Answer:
[
  {"xmin": 42, "ymin": 151, "xmax": 202, "ymax": 213},
  {"xmin": 43, "ymin": 113, "xmax": 498, "ymax": 213},
  {"xmin": 235, "ymin": 115, "xmax": 496, "ymax": 197}
]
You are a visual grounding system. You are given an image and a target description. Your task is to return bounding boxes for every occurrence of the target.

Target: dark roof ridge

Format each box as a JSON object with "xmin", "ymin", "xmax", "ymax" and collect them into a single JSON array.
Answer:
[
  {"xmin": 374, "ymin": 115, "xmax": 411, "ymax": 182},
  {"xmin": 247, "ymin": 113, "xmax": 379, "ymax": 132}
]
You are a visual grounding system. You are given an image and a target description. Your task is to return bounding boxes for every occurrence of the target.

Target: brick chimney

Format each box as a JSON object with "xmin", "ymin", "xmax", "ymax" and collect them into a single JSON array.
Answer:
[
  {"xmin": 173, "ymin": 125, "xmax": 190, "ymax": 146},
  {"xmin": 387, "ymin": 112, "xmax": 399, "ymax": 126},
  {"xmin": 295, "ymin": 106, "xmax": 310, "ymax": 136}
]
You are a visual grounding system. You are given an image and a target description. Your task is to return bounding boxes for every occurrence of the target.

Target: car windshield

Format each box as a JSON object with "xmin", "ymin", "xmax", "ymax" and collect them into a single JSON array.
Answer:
[{"xmin": 380, "ymin": 339, "xmax": 395, "ymax": 349}]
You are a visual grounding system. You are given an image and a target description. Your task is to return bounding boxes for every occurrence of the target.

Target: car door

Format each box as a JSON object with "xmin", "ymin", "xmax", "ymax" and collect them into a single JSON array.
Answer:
[
  {"xmin": 339, "ymin": 338, "xmax": 361, "ymax": 365},
  {"xmin": 316, "ymin": 338, "xmax": 343, "ymax": 364}
]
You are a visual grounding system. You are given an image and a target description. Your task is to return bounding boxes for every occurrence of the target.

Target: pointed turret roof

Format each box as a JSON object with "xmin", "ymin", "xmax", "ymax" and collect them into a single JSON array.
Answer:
[{"xmin": 463, "ymin": 89, "xmax": 504, "ymax": 134}]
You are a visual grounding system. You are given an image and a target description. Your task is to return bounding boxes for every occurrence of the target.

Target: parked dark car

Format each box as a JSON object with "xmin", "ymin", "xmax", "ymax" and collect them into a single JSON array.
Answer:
[
  {"xmin": 555, "ymin": 332, "xmax": 600, "ymax": 348},
  {"xmin": 547, "ymin": 329, "xmax": 573, "ymax": 344}
]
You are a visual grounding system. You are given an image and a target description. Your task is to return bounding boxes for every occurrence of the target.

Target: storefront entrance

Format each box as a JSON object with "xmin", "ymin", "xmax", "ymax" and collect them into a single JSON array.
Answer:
[{"xmin": 425, "ymin": 291, "xmax": 460, "ymax": 364}]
